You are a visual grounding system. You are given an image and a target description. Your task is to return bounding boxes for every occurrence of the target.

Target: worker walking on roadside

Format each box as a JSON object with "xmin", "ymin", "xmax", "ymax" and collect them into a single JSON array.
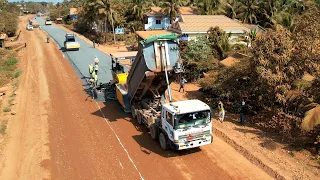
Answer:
[
  {"xmin": 178, "ymin": 77, "xmax": 187, "ymax": 92},
  {"xmin": 240, "ymin": 99, "xmax": 246, "ymax": 125},
  {"xmin": 89, "ymin": 64, "xmax": 93, "ymax": 77},
  {"xmin": 218, "ymin": 100, "xmax": 225, "ymax": 122}
]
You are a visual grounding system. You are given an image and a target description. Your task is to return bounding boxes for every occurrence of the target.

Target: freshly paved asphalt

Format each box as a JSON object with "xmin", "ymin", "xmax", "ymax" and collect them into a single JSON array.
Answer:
[{"xmin": 35, "ymin": 17, "xmax": 113, "ymax": 85}]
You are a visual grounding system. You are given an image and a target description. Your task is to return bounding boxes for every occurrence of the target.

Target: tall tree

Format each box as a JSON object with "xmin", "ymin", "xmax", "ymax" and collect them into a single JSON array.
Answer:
[
  {"xmin": 161, "ymin": 0, "xmax": 181, "ymax": 22},
  {"xmin": 224, "ymin": 0, "xmax": 239, "ymax": 19},
  {"xmin": 237, "ymin": 0, "xmax": 259, "ymax": 24},
  {"xmin": 198, "ymin": 0, "xmax": 223, "ymax": 15}
]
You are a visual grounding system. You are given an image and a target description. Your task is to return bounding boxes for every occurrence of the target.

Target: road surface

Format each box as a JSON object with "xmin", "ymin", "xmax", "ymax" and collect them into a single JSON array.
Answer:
[{"xmin": 0, "ymin": 16, "xmax": 272, "ymax": 180}]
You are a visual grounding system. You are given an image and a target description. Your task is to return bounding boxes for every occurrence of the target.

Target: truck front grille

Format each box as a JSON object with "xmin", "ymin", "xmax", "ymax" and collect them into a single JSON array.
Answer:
[{"xmin": 179, "ymin": 130, "xmax": 211, "ymax": 140}]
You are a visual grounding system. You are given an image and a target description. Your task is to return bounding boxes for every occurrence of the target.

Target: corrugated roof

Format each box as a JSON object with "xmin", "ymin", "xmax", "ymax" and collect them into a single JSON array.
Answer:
[
  {"xmin": 179, "ymin": 7, "xmax": 195, "ymax": 15},
  {"xmin": 70, "ymin": 8, "xmax": 78, "ymax": 15},
  {"xmin": 145, "ymin": 6, "xmax": 197, "ymax": 16},
  {"xmin": 145, "ymin": 7, "xmax": 164, "ymax": 16},
  {"xmin": 177, "ymin": 15, "xmax": 250, "ymax": 33},
  {"xmin": 136, "ymin": 30, "xmax": 172, "ymax": 40}
]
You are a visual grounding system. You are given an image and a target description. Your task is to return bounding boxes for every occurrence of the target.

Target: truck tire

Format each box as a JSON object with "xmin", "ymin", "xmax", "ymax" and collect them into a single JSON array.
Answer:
[
  {"xmin": 159, "ymin": 132, "xmax": 170, "ymax": 151},
  {"xmin": 150, "ymin": 124, "xmax": 158, "ymax": 140},
  {"xmin": 137, "ymin": 112, "xmax": 142, "ymax": 124},
  {"xmin": 131, "ymin": 105, "xmax": 136, "ymax": 119}
]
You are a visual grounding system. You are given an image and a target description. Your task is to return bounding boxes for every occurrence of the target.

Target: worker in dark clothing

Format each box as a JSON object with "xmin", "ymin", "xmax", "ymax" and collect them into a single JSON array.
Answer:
[
  {"xmin": 179, "ymin": 77, "xmax": 187, "ymax": 92},
  {"xmin": 240, "ymin": 99, "xmax": 246, "ymax": 125}
]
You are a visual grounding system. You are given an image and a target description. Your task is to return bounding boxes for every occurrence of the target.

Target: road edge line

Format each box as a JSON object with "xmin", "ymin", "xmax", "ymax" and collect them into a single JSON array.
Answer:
[{"xmin": 95, "ymin": 102, "xmax": 144, "ymax": 180}]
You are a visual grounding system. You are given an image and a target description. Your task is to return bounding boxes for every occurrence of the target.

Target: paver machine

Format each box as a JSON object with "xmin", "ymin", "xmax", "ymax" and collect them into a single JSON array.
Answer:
[{"xmin": 113, "ymin": 33, "xmax": 213, "ymax": 150}]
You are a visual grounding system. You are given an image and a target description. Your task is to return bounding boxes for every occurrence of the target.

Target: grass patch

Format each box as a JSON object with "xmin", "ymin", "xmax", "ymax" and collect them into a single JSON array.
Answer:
[
  {"xmin": 3, "ymin": 106, "xmax": 11, "ymax": 112},
  {"xmin": 13, "ymin": 70, "xmax": 22, "ymax": 78},
  {"xmin": 6, "ymin": 57, "xmax": 19, "ymax": 65},
  {"xmin": 0, "ymin": 120, "xmax": 8, "ymax": 135},
  {"xmin": 8, "ymin": 98, "xmax": 14, "ymax": 105}
]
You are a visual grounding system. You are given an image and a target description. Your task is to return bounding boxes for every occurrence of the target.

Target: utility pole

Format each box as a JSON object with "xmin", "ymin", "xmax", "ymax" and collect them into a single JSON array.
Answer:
[{"xmin": 111, "ymin": 10, "xmax": 116, "ymax": 44}]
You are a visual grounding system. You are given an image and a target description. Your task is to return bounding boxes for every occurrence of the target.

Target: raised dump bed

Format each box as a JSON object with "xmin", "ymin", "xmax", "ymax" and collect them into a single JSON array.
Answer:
[{"xmin": 115, "ymin": 34, "xmax": 183, "ymax": 112}]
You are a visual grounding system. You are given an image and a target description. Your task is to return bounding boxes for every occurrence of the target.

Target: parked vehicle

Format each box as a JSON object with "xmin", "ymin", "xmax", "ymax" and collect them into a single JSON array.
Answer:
[
  {"xmin": 45, "ymin": 18, "xmax": 52, "ymax": 25},
  {"xmin": 26, "ymin": 24, "xmax": 33, "ymax": 31}
]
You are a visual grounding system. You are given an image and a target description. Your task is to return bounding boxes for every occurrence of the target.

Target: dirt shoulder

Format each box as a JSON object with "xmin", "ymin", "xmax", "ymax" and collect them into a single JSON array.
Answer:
[
  {"xmin": 0, "ymin": 15, "xmax": 51, "ymax": 180},
  {"xmin": 168, "ymin": 82, "xmax": 320, "ymax": 179}
]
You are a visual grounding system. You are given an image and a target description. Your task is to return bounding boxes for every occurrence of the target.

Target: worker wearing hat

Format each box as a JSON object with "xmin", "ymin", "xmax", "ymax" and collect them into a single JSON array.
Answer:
[{"xmin": 218, "ymin": 100, "xmax": 225, "ymax": 122}]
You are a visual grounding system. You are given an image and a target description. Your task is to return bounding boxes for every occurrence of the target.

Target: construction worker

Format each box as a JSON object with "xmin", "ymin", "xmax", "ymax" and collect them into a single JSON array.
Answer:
[
  {"xmin": 88, "ymin": 73, "xmax": 98, "ymax": 87},
  {"xmin": 94, "ymin": 56, "xmax": 99, "ymax": 65},
  {"xmin": 94, "ymin": 63, "xmax": 99, "ymax": 75},
  {"xmin": 178, "ymin": 77, "xmax": 187, "ymax": 92},
  {"xmin": 218, "ymin": 100, "xmax": 225, "ymax": 122},
  {"xmin": 91, "ymin": 70, "xmax": 96, "ymax": 79},
  {"xmin": 89, "ymin": 64, "xmax": 93, "ymax": 77}
]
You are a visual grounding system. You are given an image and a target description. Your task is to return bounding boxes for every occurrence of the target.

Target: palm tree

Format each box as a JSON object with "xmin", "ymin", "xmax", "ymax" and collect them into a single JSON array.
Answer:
[
  {"xmin": 280, "ymin": 13, "xmax": 296, "ymax": 32},
  {"xmin": 224, "ymin": 0, "xmax": 239, "ymax": 19},
  {"xmin": 94, "ymin": 0, "xmax": 114, "ymax": 32},
  {"xmin": 161, "ymin": 0, "xmax": 181, "ymax": 22},
  {"xmin": 237, "ymin": 0, "xmax": 259, "ymax": 24},
  {"xmin": 198, "ymin": 0, "xmax": 223, "ymax": 15}
]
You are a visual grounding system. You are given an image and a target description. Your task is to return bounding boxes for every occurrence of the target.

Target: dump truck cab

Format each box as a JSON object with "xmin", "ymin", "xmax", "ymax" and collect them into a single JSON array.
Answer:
[
  {"xmin": 64, "ymin": 33, "xmax": 80, "ymax": 51},
  {"xmin": 110, "ymin": 51, "xmax": 137, "ymax": 84},
  {"xmin": 159, "ymin": 100, "xmax": 212, "ymax": 150}
]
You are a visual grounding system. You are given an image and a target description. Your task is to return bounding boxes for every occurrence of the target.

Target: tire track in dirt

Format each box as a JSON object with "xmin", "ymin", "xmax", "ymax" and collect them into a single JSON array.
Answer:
[{"xmin": 0, "ymin": 16, "xmax": 51, "ymax": 180}]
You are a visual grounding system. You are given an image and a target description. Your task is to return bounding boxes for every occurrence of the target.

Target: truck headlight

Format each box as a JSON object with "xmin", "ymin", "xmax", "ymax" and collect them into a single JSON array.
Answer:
[{"xmin": 173, "ymin": 140, "xmax": 180, "ymax": 143}]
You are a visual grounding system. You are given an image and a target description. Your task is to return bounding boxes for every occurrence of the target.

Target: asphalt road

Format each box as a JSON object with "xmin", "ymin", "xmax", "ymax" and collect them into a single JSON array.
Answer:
[{"xmin": 36, "ymin": 17, "xmax": 112, "ymax": 85}]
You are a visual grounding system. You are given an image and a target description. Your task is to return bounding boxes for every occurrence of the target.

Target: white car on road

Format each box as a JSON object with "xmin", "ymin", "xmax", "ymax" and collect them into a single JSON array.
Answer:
[{"xmin": 26, "ymin": 24, "xmax": 33, "ymax": 31}]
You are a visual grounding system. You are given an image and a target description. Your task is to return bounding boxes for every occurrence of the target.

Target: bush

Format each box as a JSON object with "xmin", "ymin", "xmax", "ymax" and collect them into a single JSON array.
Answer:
[
  {"xmin": 3, "ymin": 106, "xmax": 11, "ymax": 112},
  {"xmin": 13, "ymin": 70, "xmax": 22, "ymax": 78},
  {"xmin": 6, "ymin": 58, "xmax": 19, "ymax": 65},
  {"xmin": 0, "ymin": 12, "xmax": 19, "ymax": 37}
]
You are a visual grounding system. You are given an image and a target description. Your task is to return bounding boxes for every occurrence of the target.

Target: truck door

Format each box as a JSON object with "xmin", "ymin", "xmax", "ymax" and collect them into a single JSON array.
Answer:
[{"xmin": 161, "ymin": 109, "xmax": 174, "ymax": 141}]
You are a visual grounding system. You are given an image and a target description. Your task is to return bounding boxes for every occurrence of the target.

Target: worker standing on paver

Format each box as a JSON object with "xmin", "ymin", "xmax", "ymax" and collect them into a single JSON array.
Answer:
[
  {"xmin": 218, "ymin": 100, "xmax": 225, "ymax": 122},
  {"xmin": 89, "ymin": 64, "xmax": 93, "ymax": 77}
]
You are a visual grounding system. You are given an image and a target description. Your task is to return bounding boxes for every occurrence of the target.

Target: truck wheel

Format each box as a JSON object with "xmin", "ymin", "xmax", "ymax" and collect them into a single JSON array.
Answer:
[
  {"xmin": 159, "ymin": 132, "xmax": 170, "ymax": 151},
  {"xmin": 150, "ymin": 124, "xmax": 158, "ymax": 140},
  {"xmin": 131, "ymin": 105, "xmax": 136, "ymax": 119},
  {"xmin": 137, "ymin": 112, "xmax": 142, "ymax": 124}
]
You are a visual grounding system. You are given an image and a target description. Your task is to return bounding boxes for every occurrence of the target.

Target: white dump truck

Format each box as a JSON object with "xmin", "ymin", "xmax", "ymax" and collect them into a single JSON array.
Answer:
[{"xmin": 112, "ymin": 33, "xmax": 213, "ymax": 150}]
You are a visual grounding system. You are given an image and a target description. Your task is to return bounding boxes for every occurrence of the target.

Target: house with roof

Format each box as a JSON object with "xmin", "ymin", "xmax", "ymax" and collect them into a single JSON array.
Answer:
[
  {"xmin": 170, "ymin": 15, "xmax": 251, "ymax": 45},
  {"xmin": 69, "ymin": 8, "xmax": 79, "ymax": 20},
  {"xmin": 144, "ymin": 6, "xmax": 196, "ymax": 31}
]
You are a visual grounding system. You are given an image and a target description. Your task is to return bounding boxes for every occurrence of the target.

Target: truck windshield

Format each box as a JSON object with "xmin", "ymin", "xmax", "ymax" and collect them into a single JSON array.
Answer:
[{"xmin": 174, "ymin": 110, "xmax": 211, "ymax": 129}]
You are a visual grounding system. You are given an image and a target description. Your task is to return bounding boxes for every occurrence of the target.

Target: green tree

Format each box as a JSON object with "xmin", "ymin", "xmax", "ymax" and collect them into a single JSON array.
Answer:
[
  {"xmin": 224, "ymin": 0, "xmax": 239, "ymax": 19},
  {"xmin": 237, "ymin": 0, "xmax": 259, "ymax": 24},
  {"xmin": 161, "ymin": 0, "xmax": 181, "ymax": 22},
  {"xmin": 182, "ymin": 36, "xmax": 218, "ymax": 81},
  {"xmin": 251, "ymin": 26, "xmax": 293, "ymax": 107},
  {"xmin": 207, "ymin": 26, "xmax": 230, "ymax": 60}
]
